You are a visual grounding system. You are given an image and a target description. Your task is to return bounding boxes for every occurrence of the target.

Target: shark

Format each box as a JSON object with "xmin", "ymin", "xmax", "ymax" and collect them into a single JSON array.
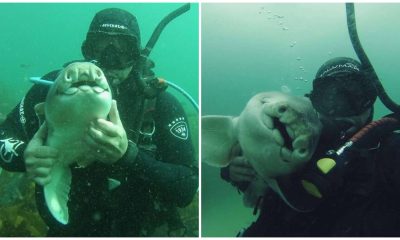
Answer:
[
  {"xmin": 202, "ymin": 91, "xmax": 322, "ymax": 210},
  {"xmin": 34, "ymin": 62, "xmax": 112, "ymax": 225}
]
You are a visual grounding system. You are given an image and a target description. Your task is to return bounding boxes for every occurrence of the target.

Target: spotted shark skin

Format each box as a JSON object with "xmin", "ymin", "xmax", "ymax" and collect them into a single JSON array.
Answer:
[{"xmin": 202, "ymin": 91, "xmax": 322, "ymax": 208}]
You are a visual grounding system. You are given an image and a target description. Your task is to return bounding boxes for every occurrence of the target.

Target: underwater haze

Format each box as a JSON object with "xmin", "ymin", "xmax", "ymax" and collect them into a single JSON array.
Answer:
[
  {"xmin": 0, "ymin": 3, "xmax": 198, "ymax": 115},
  {"xmin": 0, "ymin": 3, "xmax": 198, "ymax": 237},
  {"xmin": 202, "ymin": 3, "xmax": 400, "ymax": 237}
]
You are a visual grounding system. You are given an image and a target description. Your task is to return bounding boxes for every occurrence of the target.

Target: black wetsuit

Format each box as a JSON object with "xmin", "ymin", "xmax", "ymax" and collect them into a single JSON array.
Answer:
[
  {"xmin": 0, "ymin": 69, "xmax": 198, "ymax": 237},
  {"xmin": 221, "ymin": 125, "xmax": 400, "ymax": 237}
]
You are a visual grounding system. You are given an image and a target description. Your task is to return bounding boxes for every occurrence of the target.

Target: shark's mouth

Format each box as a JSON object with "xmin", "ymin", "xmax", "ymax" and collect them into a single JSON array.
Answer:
[
  {"xmin": 58, "ymin": 77, "xmax": 109, "ymax": 95},
  {"xmin": 71, "ymin": 81, "xmax": 98, "ymax": 88},
  {"xmin": 273, "ymin": 117, "xmax": 293, "ymax": 151},
  {"xmin": 261, "ymin": 108, "xmax": 310, "ymax": 165}
]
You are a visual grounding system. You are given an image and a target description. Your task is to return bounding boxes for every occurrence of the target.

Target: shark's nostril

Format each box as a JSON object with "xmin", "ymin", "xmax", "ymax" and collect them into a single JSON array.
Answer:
[
  {"xmin": 278, "ymin": 106, "xmax": 287, "ymax": 114},
  {"xmin": 65, "ymin": 70, "xmax": 72, "ymax": 82}
]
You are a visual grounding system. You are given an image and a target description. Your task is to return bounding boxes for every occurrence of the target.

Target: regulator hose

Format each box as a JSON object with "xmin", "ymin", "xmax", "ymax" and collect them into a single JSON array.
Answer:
[{"xmin": 346, "ymin": 3, "xmax": 400, "ymax": 113}]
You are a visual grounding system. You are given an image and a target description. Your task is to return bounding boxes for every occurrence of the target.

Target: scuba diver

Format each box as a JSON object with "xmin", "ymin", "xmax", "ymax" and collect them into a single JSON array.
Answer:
[
  {"xmin": 222, "ymin": 57, "xmax": 400, "ymax": 236},
  {"xmin": 0, "ymin": 8, "xmax": 198, "ymax": 237}
]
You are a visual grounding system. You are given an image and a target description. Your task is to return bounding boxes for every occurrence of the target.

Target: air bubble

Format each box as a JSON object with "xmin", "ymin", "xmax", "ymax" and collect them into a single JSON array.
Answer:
[{"xmin": 281, "ymin": 85, "xmax": 291, "ymax": 93}]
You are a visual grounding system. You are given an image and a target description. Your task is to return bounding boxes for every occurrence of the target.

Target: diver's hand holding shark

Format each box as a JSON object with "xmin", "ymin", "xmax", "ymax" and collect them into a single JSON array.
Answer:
[
  {"xmin": 85, "ymin": 100, "xmax": 128, "ymax": 165},
  {"xmin": 202, "ymin": 91, "xmax": 322, "ymax": 208},
  {"xmin": 24, "ymin": 122, "xmax": 59, "ymax": 186},
  {"xmin": 226, "ymin": 144, "xmax": 257, "ymax": 183},
  {"xmin": 25, "ymin": 62, "xmax": 115, "ymax": 225}
]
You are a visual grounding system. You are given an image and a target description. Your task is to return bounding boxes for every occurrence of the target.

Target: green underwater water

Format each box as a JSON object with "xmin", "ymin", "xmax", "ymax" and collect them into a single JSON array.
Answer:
[
  {"xmin": 0, "ymin": 2, "xmax": 198, "ymax": 237},
  {"xmin": 0, "ymin": 2, "xmax": 198, "ymax": 116},
  {"xmin": 201, "ymin": 3, "xmax": 400, "ymax": 237}
]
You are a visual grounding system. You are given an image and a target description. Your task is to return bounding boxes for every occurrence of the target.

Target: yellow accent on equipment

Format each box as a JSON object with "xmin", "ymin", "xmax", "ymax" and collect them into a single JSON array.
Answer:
[
  {"xmin": 301, "ymin": 180, "xmax": 323, "ymax": 199},
  {"xmin": 317, "ymin": 158, "xmax": 336, "ymax": 174}
]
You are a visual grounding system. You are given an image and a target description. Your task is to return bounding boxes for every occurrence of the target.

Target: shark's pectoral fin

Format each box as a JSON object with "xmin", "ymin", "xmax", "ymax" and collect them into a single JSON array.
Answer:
[
  {"xmin": 44, "ymin": 165, "xmax": 71, "ymax": 225},
  {"xmin": 34, "ymin": 102, "xmax": 46, "ymax": 125},
  {"xmin": 201, "ymin": 115, "xmax": 238, "ymax": 167}
]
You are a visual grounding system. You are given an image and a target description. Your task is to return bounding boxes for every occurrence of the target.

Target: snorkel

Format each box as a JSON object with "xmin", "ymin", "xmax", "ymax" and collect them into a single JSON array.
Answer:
[
  {"xmin": 30, "ymin": 3, "xmax": 198, "ymax": 112},
  {"xmin": 346, "ymin": 3, "xmax": 400, "ymax": 114}
]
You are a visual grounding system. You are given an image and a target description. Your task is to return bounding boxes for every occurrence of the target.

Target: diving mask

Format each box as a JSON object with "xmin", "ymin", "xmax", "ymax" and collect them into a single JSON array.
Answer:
[
  {"xmin": 308, "ymin": 72, "xmax": 377, "ymax": 117},
  {"xmin": 83, "ymin": 33, "xmax": 139, "ymax": 69}
]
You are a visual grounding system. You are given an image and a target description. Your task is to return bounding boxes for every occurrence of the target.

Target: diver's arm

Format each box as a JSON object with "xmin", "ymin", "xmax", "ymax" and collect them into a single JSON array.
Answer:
[
  {"xmin": 220, "ymin": 143, "xmax": 254, "ymax": 192},
  {"xmin": 0, "ymin": 82, "xmax": 51, "ymax": 172},
  {"xmin": 113, "ymin": 92, "xmax": 198, "ymax": 207},
  {"xmin": 0, "ymin": 103, "xmax": 29, "ymax": 171},
  {"xmin": 379, "ymin": 132, "xmax": 400, "ymax": 191},
  {"xmin": 220, "ymin": 163, "xmax": 250, "ymax": 192},
  {"xmin": 120, "ymin": 147, "xmax": 198, "ymax": 207}
]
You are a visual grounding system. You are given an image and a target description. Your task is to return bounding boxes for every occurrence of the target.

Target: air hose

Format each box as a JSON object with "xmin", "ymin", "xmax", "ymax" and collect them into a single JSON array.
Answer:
[
  {"xmin": 142, "ymin": 3, "xmax": 190, "ymax": 57},
  {"xmin": 346, "ymin": 3, "xmax": 400, "ymax": 114}
]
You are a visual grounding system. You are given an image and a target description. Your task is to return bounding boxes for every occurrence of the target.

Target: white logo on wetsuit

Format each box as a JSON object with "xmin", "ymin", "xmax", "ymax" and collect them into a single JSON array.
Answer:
[
  {"xmin": 168, "ymin": 117, "xmax": 189, "ymax": 140},
  {"xmin": 0, "ymin": 138, "xmax": 24, "ymax": 163},
  {"xmin": 19, "ymin": 96, "xmax": 26, "ymax": 125}
]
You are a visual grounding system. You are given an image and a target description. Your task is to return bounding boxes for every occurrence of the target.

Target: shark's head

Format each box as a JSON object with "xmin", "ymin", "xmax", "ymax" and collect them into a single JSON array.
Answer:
[
  {"xmin": 51, "ymin": 62, "xmax": 110, "ymax": 97},
  {"xmin": 45, "ymin": 62, "xmax": 112, "ymax": 126},
  {"xmin": 202, "ymin": 91, "xmax": 322, "ymax": 180},
  {"xmin": 237, "ymin": 92, "xmax": 322, "ymax": 179}
]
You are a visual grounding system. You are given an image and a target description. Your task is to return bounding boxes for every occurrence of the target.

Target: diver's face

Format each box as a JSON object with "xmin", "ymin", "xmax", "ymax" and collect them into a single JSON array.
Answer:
[
  {"xmin": 88, "ymin": 34, "xmax": 139, "ymax": 85},
  {"xmin": 90, "ymin": 34, "xmax": 139, "ymax": 68},
  {"xmin": 94, "ymin": 36, "xmax": 137, "ymax": 86},
  {"xmin": 103, "ymin": 66, "xmax": 134, "ymax": 86},
  {"xmin": 320, "ymin": 108, "xmax": 372, "ymax": 135}
]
